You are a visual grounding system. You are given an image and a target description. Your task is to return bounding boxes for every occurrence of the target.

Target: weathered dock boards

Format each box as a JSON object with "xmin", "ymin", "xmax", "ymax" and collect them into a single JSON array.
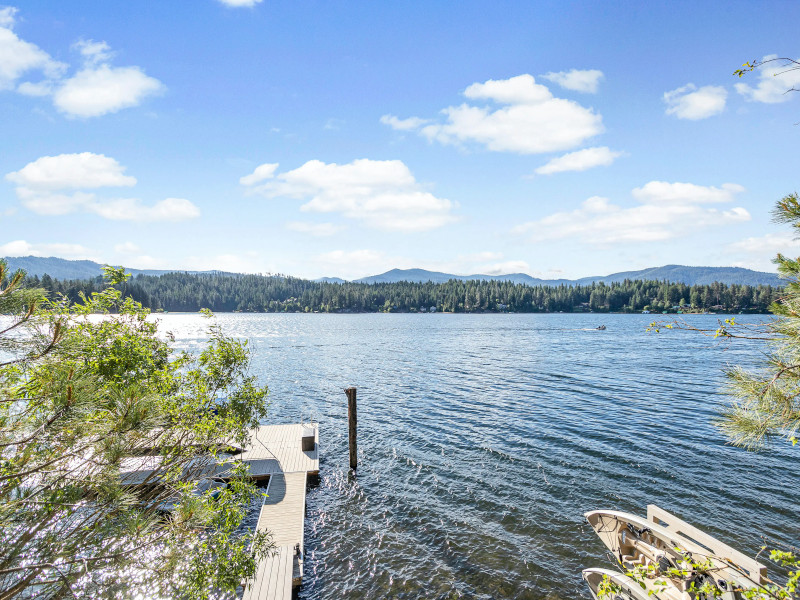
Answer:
[{"xmin": 241, "ymin": 424, "xmax": 319, "ymax": 600}]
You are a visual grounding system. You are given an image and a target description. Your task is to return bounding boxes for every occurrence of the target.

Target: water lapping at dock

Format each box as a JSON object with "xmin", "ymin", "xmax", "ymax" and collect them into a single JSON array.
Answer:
[{"xmin": 160, "ymin": 313, "xmax": 797, "ymax": 600}]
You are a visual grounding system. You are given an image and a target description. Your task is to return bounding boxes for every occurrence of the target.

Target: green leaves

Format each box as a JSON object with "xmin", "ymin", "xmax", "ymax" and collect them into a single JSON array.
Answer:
[
  {"xmin": 0, "ymin": 264, "xmax": 271, "ymax": 598},
  {"xmin": 734, "ymin": 59, "xmax": 758, "ymax": 77}
]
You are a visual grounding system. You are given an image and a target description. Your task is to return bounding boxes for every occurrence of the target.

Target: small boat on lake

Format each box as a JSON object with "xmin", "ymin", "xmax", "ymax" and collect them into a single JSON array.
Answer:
[
  {"xmin": 597, "ymin": 325, "xmax": 606, "ymax": 330},
  {"xmin": 584, "ymin": 505, "xmax": 766, "ymax": 599}
]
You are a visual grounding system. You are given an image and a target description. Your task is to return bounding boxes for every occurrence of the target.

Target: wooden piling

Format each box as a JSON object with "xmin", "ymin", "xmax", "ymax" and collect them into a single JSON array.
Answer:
[{"xmin": 346, "ymin": 387, "xmax": 357, "ymax": 470}]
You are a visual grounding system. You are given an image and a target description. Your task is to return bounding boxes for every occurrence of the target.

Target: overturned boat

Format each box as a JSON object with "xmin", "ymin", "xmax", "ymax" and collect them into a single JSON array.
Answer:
[{"xmin": 584, "ymin": 504, "xmax": 766, "ymax": 599}]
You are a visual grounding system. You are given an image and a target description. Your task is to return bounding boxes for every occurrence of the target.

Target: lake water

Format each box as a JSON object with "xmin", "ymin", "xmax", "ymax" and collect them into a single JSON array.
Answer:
[{"xmin": 159, "ymin": 312, "xmax": 798, "ymax": 600}]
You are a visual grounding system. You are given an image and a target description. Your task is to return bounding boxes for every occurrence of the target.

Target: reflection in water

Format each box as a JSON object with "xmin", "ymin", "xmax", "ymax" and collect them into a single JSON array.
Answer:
[{"xmin": 158, "ymin": 313, "xmax": 795, "ymax": 600}]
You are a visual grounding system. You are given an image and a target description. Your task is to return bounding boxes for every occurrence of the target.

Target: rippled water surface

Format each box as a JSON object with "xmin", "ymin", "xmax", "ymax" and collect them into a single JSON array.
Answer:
[{"xmin": 159, "ymin": 313, "xmax": 798, "ymax": 600}]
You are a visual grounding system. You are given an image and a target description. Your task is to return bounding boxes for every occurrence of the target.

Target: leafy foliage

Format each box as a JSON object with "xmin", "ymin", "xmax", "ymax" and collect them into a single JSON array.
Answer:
[
  {"xmin": 0, "ymin": 263, "xmax": 271, "ymax": 599},
  {"xmin": 599, "ymin": 547, "xmax": 798, "ymax": 599}
]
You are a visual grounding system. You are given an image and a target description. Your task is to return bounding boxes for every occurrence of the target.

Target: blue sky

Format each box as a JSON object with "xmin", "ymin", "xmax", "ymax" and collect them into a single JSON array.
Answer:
[{"xmin": 2, "ymin": 1, "xmax": 800, "ymax": 280}]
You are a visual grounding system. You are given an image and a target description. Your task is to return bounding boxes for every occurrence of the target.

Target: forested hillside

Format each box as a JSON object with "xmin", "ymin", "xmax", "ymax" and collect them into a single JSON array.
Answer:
[{"xmin": 22, "ymin": 271, "xmax": 780, "ymax": 314}]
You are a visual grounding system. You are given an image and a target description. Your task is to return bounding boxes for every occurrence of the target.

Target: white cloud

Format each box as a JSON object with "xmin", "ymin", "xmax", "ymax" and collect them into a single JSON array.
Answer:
[
  {"xmin": 534, "ymin": 146, "xmax": 623, "ymax": 175},
  {"xmin": 217, "ymin": 0, "xmax": 263, "ymax": 6},
  {"xmin": 15, "ymin": 189, "xmax": 97, "ymax": 215},
  {"xmin": 380, "ymin": 114, "xmax": 430, "ymax": 131},
  {"xmin": 0, "ymin": 239, "xmax": 93, "ymax": 258},
  {"xmin": 463, "ymin": 75, "xmax": 552, "ymax": 104},
  {"xmin": 17, "ymin": 80, "xmax": 53, "ymax": 96},
  {"xmin": 728, "ymin": 232, "xmax": 800, "ymax": 256},
  {"xmin": 0, "ymin": 9, "xmax": 162, "ymax": 117},
  {"xmin": 0, "ymin": 7, "xmax": 17, "ymax": 27},
  {"xmin": 541, "ymin": 69, "xmax": 604, "ymax": 93},
  {"xmin": 53, "ymin": 64, "xmax": 163, "ymax": 118},
  {"xmin": 89, "ymin": 197, "xmax": 200, "ymax": 222},
  {"xmin": 663, "ymin": 84, "xmax": 727, "ymax": 119},
  {"xmin": 513, "ymin": 182, "xmax": 750, "ymax": 246},
  {"xmin": 383, "ymin": 74, "xmax": 603, "ymax": 154},
  {"xmin": 735, "ymin": 55, "xmax": 800, "ymax": 103},
  {"xmin": 0, "ymin": 11, "xmax": 66, "ymax": 90},
  {"xmin": 286, "ymin": 221, "xmax": 343, "ymax": 236},
  {"xmin": 240, "ymin": 162, "xmax": 278, "ymax": 186},
  {"xmin": 244, "ymin": 158, "xmax": 457, "ymax": 231},
  {"xmin": 6, "ymin": 152, "xmax": 137, "ymax": 190},
  {"xmin": 6, "ymin": 152, "xmax": 199, "ymax": 221},
  {"xmin": 73, "ymin": 39, "xmax": 114, "ymax": 65},
  {"xmin": 727, "ymin": 232, "xmax": 800, "ymax": 272},
  {"xmin": 631, "ymin": 181, "xmax": 744, "ymax": 205}
]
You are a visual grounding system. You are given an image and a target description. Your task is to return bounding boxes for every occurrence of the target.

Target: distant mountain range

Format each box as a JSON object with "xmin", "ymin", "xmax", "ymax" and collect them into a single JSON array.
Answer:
[
  {"xmin": 1, "ymin": 256, "xmax": 784, "ymax": 287},
  {"xmin": 1, "ymin": 256, "xmax": 229, "ymax": 280},
  {"xmin": 348, "ymin": 265, "xmax": 783, "ymax": 287}
]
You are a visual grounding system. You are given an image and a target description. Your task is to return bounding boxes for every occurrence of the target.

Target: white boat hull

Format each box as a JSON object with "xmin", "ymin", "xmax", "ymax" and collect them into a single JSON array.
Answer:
[
  {"xmin": 583, "ymin": 568, "xmax": 653, "ymax": 600},
  {"xmin": 584, "ymin": 505, "xmax": 765, "ymax": 600}
]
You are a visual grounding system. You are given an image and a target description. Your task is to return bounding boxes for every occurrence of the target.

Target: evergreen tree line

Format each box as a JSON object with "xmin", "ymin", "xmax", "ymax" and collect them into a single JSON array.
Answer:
[{"xmin": 22, "ymin": 271, "xmax": 782, "ymax": 313}]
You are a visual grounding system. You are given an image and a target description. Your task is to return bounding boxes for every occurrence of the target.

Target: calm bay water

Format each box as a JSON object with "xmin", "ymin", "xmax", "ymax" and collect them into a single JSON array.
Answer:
[{"xmin": 159, "ymin": 312, "xmax": 798, "ymax": 600}]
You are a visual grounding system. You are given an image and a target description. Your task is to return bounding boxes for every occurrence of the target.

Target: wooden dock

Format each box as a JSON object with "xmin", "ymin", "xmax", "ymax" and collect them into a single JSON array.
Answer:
[{"xmin": 241, "ymin": 423, "xmax": 319, "ymax": 600}]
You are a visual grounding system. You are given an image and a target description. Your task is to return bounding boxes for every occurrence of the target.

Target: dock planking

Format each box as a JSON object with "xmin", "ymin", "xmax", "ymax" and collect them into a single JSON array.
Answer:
[{"xmin": 241, "ymin": 424, "xmax": 318, "ymax": 600}]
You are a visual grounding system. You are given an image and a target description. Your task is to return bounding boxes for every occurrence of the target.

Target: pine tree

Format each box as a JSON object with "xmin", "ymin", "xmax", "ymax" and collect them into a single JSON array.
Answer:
[{"xmin": 722, "ymin": 193, "xmax": 800, "ymax": 449}]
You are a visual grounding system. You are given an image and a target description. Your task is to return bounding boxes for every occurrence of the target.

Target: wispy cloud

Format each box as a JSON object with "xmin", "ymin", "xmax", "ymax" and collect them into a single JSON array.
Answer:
[
  {"xmin": 534, "ymin": 146, "xmax": 623, "ymax": 175},
  {"xmin": 90, "ymin": 197, "xmax": 200, "ymax": 222},
  {"xmin": 541, "ymin": 69, "xmax": 604, "ymax": 93},
  {"xmin": 380, "ymin": 115, "xmax": 430, "ymax": 131},
  {"xmin": 514, "ymin": 181, "xmax": 749, "ymax": 245}
]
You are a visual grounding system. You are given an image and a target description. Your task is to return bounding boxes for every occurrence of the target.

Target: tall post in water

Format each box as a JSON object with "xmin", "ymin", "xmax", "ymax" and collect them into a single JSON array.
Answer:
[{"xmin": 346, "ymin": 387, "xmax": 357, "ymax": 470}]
